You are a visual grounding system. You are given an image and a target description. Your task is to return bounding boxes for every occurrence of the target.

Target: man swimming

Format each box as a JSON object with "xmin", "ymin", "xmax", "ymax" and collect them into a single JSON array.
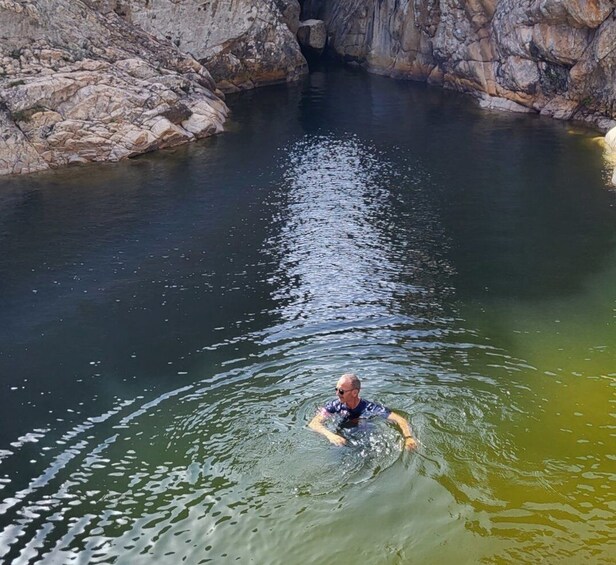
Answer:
[{"xmin": 308, "ymin": 373, "xmax": 417, "ymax": 451}]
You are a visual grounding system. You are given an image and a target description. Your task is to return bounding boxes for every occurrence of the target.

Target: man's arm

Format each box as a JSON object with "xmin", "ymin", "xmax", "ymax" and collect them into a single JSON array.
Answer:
[
  {"xmin": 308, "ymin": 410, "xmax": 347, "ymax": 446},
  {"xmin": 387, "ymin": 411, "xmax": 417, "ymax": 451}
]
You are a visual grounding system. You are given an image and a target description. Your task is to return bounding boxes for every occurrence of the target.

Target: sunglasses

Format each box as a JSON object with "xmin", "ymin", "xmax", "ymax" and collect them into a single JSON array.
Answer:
[{"xmin": 335, "ymin": 387, "xmax": 355, "ymax": 395}]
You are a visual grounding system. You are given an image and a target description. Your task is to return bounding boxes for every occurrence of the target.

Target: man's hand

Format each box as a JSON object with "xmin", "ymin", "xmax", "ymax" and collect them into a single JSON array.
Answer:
[
  {"xmin": 327, "ymin": 433, "xmax": 347, "ymax": 447},
  {"xmin": 309, "ymin": 411, "xmax": 347, "ymax": 447},
  {"xmin": 403, "ymin": 436, "xmax": 417, "ymax": 451},
  {"xmin": 387, "ymin": 412, "xmax": 417, "ymax": 451}
]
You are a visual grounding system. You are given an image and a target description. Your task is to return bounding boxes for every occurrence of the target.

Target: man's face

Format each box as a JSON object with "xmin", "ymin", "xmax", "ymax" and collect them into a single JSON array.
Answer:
[{"xmin": 335, "ymin": 378, "xmax": 358, "ymax": 402}]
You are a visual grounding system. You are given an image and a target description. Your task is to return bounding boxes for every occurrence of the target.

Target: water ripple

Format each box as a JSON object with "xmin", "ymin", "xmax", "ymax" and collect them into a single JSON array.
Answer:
[{"xmin": 0, "ymin": 111, "xmax": 614, "ymax": 564}]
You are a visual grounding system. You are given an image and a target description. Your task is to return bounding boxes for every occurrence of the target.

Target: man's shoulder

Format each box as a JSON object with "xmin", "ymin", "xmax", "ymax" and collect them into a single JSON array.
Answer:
[
  {"xmin": 361, "ymin": 399, "xmax": 391, "ymax": 417},
  {"xmin": 324, "ymin": 399, "xmax": 343, "ymax": 413}
]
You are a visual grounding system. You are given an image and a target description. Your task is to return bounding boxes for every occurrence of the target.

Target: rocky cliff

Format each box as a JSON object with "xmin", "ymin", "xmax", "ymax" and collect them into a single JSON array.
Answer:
[
  {"xmin": 304, "ymin": 0, "xmax": 616, "ymax": 129},
  {"xmin": 0, "ymin": 0, "xmax": 228, "ymax": 176},
  {"xmin": 3, "ymin": 0, "xmax": 616, "ymax": 178},
  {"xmin": 98, "ymin": 0, "xmax": 308, "ymax": 93}
]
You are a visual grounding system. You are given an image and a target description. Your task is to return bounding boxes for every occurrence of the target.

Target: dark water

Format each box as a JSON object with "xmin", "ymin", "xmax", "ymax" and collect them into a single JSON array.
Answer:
[{"xmin": 0, "ymin": 66, "xmax": 615, "ymax": 564}]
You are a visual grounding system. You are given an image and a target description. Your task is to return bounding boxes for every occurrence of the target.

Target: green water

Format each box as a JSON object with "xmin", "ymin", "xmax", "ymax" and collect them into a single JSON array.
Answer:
[{"xmin": 0, "ymin": 66, "xmax": 614, "ymax": 564}]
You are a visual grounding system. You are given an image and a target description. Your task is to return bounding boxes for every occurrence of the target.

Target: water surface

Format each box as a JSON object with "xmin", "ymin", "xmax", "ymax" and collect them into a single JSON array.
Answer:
[{"xmin": 0, "ymin": 66, "xmax": 615, "ymax": 564}]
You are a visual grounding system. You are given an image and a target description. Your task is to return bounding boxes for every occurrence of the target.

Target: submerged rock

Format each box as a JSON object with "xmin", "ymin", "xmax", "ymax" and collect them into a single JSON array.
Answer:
[
  {"xmin": 0, "ymin": 0, "xmax": 228, "ymax": 176},
  {"xmin": 106, "ymin": 0, "xmax": 308, "ymax": 93}
]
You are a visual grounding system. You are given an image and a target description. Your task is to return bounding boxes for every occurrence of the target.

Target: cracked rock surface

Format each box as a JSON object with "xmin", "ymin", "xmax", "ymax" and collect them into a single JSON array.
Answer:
[
  {"xmin": 305, "ymin": 0, "xmax": 616, "ymax": 129},
  {"xmin": 0, "ymin": 0, "xmax": 228, "ymax": 176},
  {"xmin": 101, "ymin": 0, "xmax": 308, "ymax": 93}
]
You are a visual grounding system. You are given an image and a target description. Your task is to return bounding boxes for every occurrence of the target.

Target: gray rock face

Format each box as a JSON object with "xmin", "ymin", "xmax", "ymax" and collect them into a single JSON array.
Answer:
[
  {"xmin": 107, "ymin": 0, "xmax": 308, "ymax": 93},
  {"xmin": 308, "ymin": 0, "xmax": 616, "ymax": 129},
  {"xmin": 0, "ymin": 0, "xmax": 228, "ymax": 176},
  {"xmin": 274, "ymin": 0, "xmax": 302, "ymax": 34},
  {"xmin": 297, "ymin": 19, "xmax": 327, "ymax": 55},
  {"xmin": 4, "ymin": 0, "xmax": 616, "ymax": 178}
]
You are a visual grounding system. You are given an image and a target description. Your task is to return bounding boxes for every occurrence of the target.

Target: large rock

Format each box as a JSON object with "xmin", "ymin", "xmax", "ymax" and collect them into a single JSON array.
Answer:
[
  {"xmin": 0, "ymin": 0, "xmax": 228, "ymax": 176},
  {"xmin": 104, "ymin": 0, "xmax": 308, "ymax": 93},
  {"xmin": 297, "ymin": 19, "xmax": 327, "ymax": 56},
  {"xmin": 306, "ymin": 0, "xmax": 616, "ymax": 129},
  {"xmin": 604, "ymin": 125, "xmax": 616, "ymax": 185}
]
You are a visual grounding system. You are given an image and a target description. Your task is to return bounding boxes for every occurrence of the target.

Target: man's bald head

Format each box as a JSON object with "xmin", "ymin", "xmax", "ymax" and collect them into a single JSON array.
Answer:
[{"xmin": 340, "ymin": 373, "xmax": 361, "ymax": 391}]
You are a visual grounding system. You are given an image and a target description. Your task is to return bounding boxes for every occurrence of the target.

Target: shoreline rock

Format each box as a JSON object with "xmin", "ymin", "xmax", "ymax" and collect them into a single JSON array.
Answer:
[
  {"xmin": 0, "ymin": 0, "xmax": 228, "ymax": 177},
  {"xmin": 3, "ymin": 0, "xmax": 616, "ymax": 178},
  {"xmin": 604, "ymin": 126, "xmax": 616, "ymax": 186},
  {"xmin": 305, "ymin": 0, "xmax": 616, "ymax": 132}
]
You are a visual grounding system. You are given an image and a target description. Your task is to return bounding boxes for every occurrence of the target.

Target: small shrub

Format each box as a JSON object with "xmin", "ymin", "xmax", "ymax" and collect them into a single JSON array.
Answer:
[
  {"xmin": 580, "ymin": 96, "xmax": 592, "ymax": 107},
  {"xmin": 11, "ymin": 105, "xmax": 46, "ymax": 123},
  {"xmin": 161, "ymin": 103, "xmax": 192, "ymax": 124}
]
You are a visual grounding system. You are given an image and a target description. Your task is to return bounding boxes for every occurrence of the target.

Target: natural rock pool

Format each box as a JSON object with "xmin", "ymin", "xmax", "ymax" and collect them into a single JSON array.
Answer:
[{"xmin": 1, "ymin": 66, "xmax": 614, "ymax": 564}]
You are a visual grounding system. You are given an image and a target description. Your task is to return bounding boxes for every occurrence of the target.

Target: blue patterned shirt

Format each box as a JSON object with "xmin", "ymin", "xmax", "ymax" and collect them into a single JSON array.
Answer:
[{"xmin": 323, "ymin": 398, "xmax": 391, "ymax": 424}]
